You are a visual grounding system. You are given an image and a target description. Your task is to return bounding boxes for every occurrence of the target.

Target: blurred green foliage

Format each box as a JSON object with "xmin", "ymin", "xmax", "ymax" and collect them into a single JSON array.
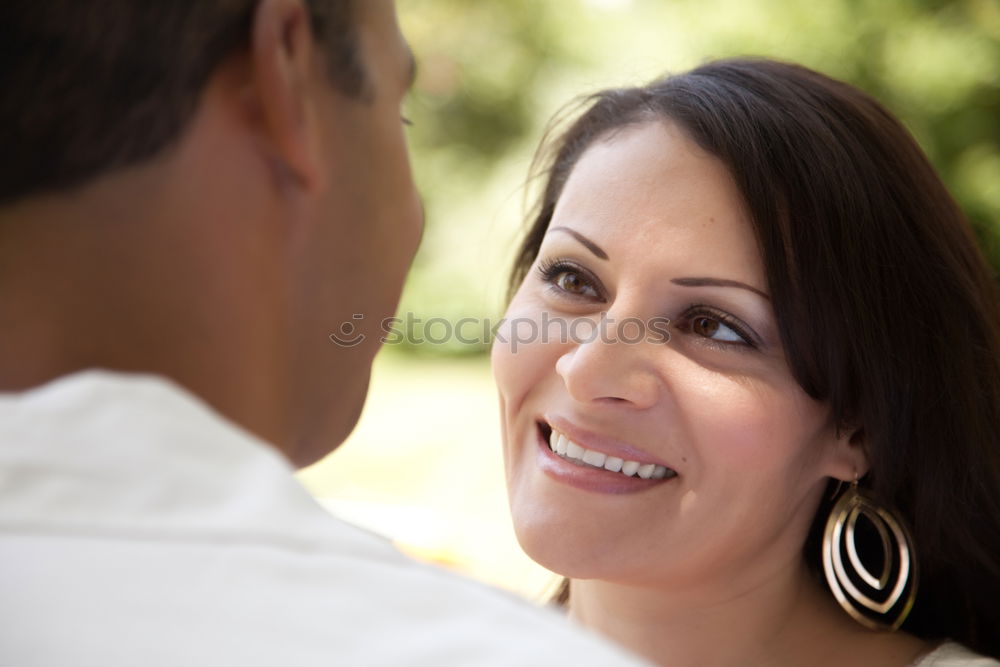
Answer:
[{"xmin": 396, "ymin": 0, "xmax": 1000, "ymax": 355}]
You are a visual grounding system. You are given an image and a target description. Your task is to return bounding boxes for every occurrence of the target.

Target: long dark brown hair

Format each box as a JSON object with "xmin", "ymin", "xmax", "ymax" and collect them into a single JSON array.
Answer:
[{"xmin": 510, "ymin": 58, "xmax": 1000, "ymax": 657}]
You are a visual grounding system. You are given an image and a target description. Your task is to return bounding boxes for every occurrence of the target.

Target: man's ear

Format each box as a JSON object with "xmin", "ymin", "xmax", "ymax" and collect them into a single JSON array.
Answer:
[
  {"xmin": 249, "ymin": 0, "xmax": 325, "ymax": 192},
  {"xmin": 826, "ymin": 426, "xmax": 871, "ymax": 483}
]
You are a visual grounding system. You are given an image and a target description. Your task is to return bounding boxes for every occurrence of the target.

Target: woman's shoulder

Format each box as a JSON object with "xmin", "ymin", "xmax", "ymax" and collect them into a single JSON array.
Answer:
[{"xmin": 913, "ymin": 642, "xmax": 1000, "ymax": 667}]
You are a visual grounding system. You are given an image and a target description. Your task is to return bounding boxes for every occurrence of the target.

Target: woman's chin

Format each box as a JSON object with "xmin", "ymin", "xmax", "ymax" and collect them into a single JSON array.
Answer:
[{"xmin": 511, "ymin": 516, "xmax": 643, "ymax": 583}]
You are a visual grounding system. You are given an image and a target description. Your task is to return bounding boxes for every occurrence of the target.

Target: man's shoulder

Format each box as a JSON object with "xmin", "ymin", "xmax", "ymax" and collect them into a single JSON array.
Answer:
[
  {"xmin": 0, "ymin": 371, "xmax": 646, "ymax": 666},
  {"xmin": 2, "ymin": 506, "xmax": 646, "ymax": 666},
  {"xmin": 238, "ymin": 514, "xmax": 646, "ymax": 664}
]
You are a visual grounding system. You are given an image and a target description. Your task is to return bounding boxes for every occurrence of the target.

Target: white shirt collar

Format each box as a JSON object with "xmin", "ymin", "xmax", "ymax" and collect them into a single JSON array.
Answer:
[{"xmin": 0, "ymin": 370, "xmax": 396, "ymax": 559}]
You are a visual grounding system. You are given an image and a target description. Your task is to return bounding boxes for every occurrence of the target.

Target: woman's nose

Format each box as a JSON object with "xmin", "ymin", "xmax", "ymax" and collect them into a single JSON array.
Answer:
[{"xmin": 554, "ymin": 325, "xmax": 661, "ymax": 409}]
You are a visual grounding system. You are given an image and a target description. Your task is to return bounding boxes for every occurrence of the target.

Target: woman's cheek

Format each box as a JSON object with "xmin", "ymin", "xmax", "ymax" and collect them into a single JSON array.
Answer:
[
  {"xmin": 492, "ymin": 295, "xmax": 563, "ymax": 386},
  {"xmin": 683, "ymin": 380, "xmax": 789, "ymax": 466}
]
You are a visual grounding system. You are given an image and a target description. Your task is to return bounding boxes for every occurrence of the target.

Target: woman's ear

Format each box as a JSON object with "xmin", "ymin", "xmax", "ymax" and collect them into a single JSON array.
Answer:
[
  {"xmin": 826, "ymin": 426, "xmax": 871, "ymax": 482},
  {"xmin": 247, "ymin": 0, "xmax": 325, "ymax": 192}
]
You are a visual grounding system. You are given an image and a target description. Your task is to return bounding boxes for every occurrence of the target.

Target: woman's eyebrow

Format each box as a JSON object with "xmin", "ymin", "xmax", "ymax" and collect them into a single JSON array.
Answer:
[
  {"xmin": 547, "ymin": 226, "xmax": 609, "ymax": 260},
  {"xmin": 671, "ymin": 277, "xmax": 770, "ymax": 300}
]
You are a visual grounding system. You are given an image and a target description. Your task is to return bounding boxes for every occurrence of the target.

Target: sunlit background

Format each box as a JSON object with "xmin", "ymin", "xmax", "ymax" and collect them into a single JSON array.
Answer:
[{"xmin": 297, "ymin": 0, "xmax": 1000, "ymax": 598}]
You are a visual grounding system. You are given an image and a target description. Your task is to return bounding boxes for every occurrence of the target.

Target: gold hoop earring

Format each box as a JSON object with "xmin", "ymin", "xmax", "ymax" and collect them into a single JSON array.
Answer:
[{"xmin": 821, "ymin": 478, "xmax": 918, "ymax": 631}]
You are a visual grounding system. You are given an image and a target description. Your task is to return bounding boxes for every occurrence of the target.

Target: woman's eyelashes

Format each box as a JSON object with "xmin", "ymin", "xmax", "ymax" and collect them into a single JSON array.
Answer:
[
  {"xmin": 675, "ymin": 305, "xmax": 760, "ymax": 350},
  {"xmin": 537, "ymin": 258, "xmax": 606, "ymax": 301},
  {"xmin": 536, "ymin": 257, "xmax": 762, "ymax": 350}
]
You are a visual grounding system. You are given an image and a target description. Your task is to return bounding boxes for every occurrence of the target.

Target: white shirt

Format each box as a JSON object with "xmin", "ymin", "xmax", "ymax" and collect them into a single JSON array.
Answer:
[
  {"xmin": 0, "ymin": 371, "xmax": 647, "ymax": 667},
  {"xmin": 915, "ymin": 643, "xmax": 1000, "ymax": 666}
]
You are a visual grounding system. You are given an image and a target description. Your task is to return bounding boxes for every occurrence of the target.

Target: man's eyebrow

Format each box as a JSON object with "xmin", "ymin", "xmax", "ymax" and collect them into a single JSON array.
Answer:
[
  {"xmin": 671, "ymin": 277, "xmax": 770, "ymax": 300},
  {"xmin": 547, "ymin": 226, "xmax": 609, "ymax": 260},
  {"xmin": 416, "ymin": 197, "xmax": 426, "ymax": 247},
  {"xmin": 405, "ymin": 44, "xmax": 417, "ymax": 90}
]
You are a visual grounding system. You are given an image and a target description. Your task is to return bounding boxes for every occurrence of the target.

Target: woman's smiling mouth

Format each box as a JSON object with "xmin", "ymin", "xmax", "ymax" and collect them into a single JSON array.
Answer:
[
  {"xmin": 547, "ymin": 427, "xmax": 676, "ymax": 479},
  {"xmin": 535, "ymin": 420, "xmax": 678, "ymax": 494}
]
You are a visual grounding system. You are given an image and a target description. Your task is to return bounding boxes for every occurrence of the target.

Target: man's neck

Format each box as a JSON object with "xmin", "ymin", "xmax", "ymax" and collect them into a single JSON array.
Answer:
[{"xmin": 0, "ymin": 168, "xmax": 291, "ymax": 452}]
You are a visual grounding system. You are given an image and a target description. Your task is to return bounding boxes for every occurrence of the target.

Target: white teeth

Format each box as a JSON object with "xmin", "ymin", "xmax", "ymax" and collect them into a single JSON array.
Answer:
[
  {"xmin": 566, "ymin": 440, "xmax": 584, "ymax": 459},
  {"xmin": 546, "ymin": 427, "xmax": 675, "ymax": 481},
  {"xmin": 603, "ymin": 456, "xmax": 624, "ymax": 473}
]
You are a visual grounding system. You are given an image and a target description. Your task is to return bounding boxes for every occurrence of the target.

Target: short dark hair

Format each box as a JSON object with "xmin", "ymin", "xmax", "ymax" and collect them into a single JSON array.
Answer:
[
  {"xmin": 514, "ymin": 58, "xmax": 1000, "ymax": 657},
  {"xmin": 0, "ymin": 0, "xmax": 362, "ymax": 205}
]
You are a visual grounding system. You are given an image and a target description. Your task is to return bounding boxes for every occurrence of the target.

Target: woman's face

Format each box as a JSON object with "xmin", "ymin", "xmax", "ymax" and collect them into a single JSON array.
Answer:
[{"xmin": 492, "ymin": 121, "xmax": 861, "ymax": 592}]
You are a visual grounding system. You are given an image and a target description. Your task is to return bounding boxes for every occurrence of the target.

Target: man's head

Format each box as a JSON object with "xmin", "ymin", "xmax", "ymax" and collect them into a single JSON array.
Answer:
[
  {"xmin": 2, "ymin": 0, "xmax": 369, "ymax": 204},
  {"xmin": 0, "ymin": 0, "xmax": 422, "ymax": 466}
]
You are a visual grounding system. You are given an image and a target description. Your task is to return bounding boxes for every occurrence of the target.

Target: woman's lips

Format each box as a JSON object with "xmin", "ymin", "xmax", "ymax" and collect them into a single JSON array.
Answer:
[
  {"xmin": 545, "ymin": 415, "xmax": 677, "ymax": 470},
  {"xmin": 534, "ymin": 422, "xmax": 678, "ymax": 495}
]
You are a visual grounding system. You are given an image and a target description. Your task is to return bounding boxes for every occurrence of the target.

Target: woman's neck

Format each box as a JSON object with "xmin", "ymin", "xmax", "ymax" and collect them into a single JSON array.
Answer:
[{"xmin": 566, "ymin": 563, "xmax": 928, "ymax": 667}]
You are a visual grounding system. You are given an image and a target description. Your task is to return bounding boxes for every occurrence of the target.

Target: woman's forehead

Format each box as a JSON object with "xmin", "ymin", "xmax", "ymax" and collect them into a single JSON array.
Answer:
[{"xmin": 549, "ymin": 121, "xmax": 764, "ymax": 285}]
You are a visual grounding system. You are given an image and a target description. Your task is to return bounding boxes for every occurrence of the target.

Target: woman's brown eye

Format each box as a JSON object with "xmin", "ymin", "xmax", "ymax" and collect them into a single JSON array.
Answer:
[
  {"xmin": 556, "ymin": 271, "xmax": 589, "ymax": 294},
  {"xmin": 688, "ymin": 314, "xmax": 746, "ymax": 344},
  {"xmin": 692, "ymin": 316, "xmax": 720, "ymax": 337}
]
